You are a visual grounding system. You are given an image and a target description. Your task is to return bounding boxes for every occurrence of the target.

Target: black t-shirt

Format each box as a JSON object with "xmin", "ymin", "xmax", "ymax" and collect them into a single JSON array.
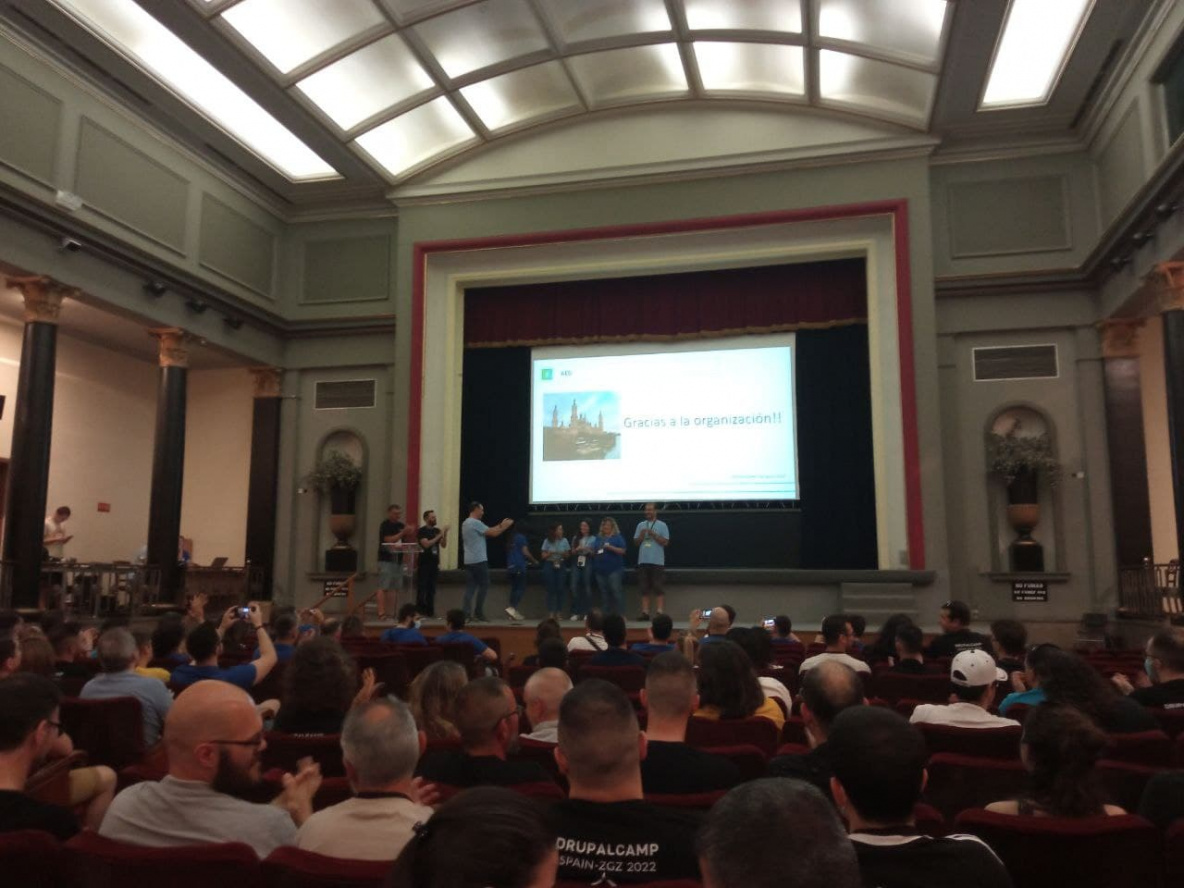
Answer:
[
  {"xmin": 767, "ymin": 743, "xmax": 835, "ymax": 800},
  {"xmin": 851, "ymin": 830, "xmax": 1013, "ymax": 888},
  {"xmin": 54, "ymin": 660, "xmax": 91, "ymax": 680},
  {"xmin": 272, "ymin": 708, "xmax": 345, "ymax": 735},
  {"xmin": 417, "ymin": 525, "xmax": 442, "ymax": 568},
  {"xmin": 640, "ymin": 741, "xmax": 741, "ymax": 795},
  {"xmin": 415, "ymin": 750, "xmax": 550, "ymax": 788},
  {"xmin": 1138, "ymin": 770, "xmax": 1184, "ymax": 829},
  {"xmin": 1129, "ymin": 678, "xmax": 1184, "ymax": 709},
  {"xmin": 550, "ymin": 799, "xmax": 703, "ymax": 883},
  {"xmin": 588, "ymin": 649, "xmax": 647, "ymax": 668},
  {"xmin": 997, "ymin": 657, "xmax": 1026, "ymax": 674},
  {"xmin": 1098, "ymin": 695, "xmax": 1159, "ymax": 733},
  {"xmin": 0, "ymin": 790, "xmax": 79, "ymax": 840},
  {"xmin": 926, "ymin": 630, "xmax": 994, "ymax": 660},
  {"xmin": 892, "ymin": 659, "xmax": 928, "ymax": 674},
  {"xmin": 378, "ymin": 520, "xmax": 405, "ymax": 562}
]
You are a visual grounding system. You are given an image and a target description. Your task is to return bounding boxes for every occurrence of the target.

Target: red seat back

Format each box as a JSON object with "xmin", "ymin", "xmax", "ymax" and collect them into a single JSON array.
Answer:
[
  {"xmin": 645, "ymin": 790, "xmax": 725, "ymax": 809},
  {"xmin": 872, "ymin": 672, "xmax": 951, "ymax": 704},
  {"xmin": 686, "ymin": 716, "xmax": 779, "ymax": 757},
  {"xmin": 512, "ymin": 737, "xmax": 563, "ymax": 785},
  {"xmin": 781, "ymin": 715, "xmax": 808, "ymax": 746},
  {"xmin": 0, "ymin": 829, "xmax": 66, "ymax": 888},
  {"xmin": 261, "ymin": 846, "xmax": 388, "ymax": 887},
  {"xmin": 701, "ymin": 744, "xmax": 767, "ymax": 784},
  {"xmin": 1149, "ymin": 707, "xmax": 1184, "ymax": 738},
  {"xmin": 915, "ymin": 723, "xmax": 1022, "ymax": 760},
  {"xmin": 913, "ymin": 802, "xmax": 946, "ymax": 837},
  {"xmin": 391, "ymin": 644, "xmax": 443, "ymax": 679},
  {"xmin": 1095, "ymin": 761, "xmax": 1161, "ymax": 813},
  {"xmin": 249, "ymin": 660, "xmax": 288, "ymax": 706},
  {"xmin": 508, "ymin": 665, "xmax": 538, "ymax": 688},
  {"xmin": 353, "ymin": 652, "xmax": 411, "ymax": 700},
  {"xmin": 577, "ymin": 665, "xmax": 646, "ymax": 692},
  {"xmin": 59, "ymin": 696, "xmax": 146, "ymax": 769},
  {"xmin": 1103, "ymin": 730, "xmax": 1173, "ymax": 767},
  {"xmin": 1166, "ymin": 820, "xmax": 1184, "ymax": 884},
  {"xmin": 260, "ymin": 732, "xmax": 345, "ymax": 778},
  {"xmin": 65, "ymin": 831, "xmax": 262, "ymax": 888},
  {"xmin": 923, "ymin": 753, "xmax": 1029, "ymax": 821}
]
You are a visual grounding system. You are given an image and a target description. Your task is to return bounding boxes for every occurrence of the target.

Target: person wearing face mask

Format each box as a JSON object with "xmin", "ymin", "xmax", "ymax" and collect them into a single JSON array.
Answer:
[
  {"xmin": 1111, "ymin": 628, "xmax": 1184, "ymax": 709},
  {"xmin": 382, "ymin": 604, "xmax": 428, "ymax": 645}
]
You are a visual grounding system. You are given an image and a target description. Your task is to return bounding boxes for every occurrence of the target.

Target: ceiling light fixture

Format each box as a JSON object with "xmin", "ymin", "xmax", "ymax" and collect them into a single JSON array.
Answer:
[{"xmin": 981, "ymin": 0, "xmax": 1094, "ymax": 109}]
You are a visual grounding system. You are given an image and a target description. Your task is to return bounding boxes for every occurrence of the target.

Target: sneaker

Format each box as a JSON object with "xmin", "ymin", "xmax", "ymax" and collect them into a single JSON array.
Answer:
[
  {"xmin": 472, "ymin": 613, "xmax": 490, "ymax": 623},
  {"xmin": 570, "ymin": 614, "xmax": 585, "ymax": 622},
  {"xmin": 637, "ymin": 612, "xmax": 650, "ymax": 622},
  {"xmin": 505, "ymin": 607, "xmax": 524, "ymax": 622}
]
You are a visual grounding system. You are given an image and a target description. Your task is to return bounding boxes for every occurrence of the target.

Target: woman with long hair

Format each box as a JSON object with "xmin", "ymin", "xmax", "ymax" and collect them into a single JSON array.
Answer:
[
  {"xmin": 987, "ymin": 704, "xmax": 1124, "ymax": 817},
  {"xmin": 273, "ymin": 637, "xmax": 360, "ymax": 735},
  {"xmin": 523, "ymin": 618, "xmax": 563, "ymax": 667},
  {"xmin": 1039, "ymin": 648, "xmax": 1158, "ymax": 733},
  {"xmin": 694, "ymin": 639, "xmax": 785, "ymax": 728},
  {"xmin": 569, "ymin": 519, "xmax": 596, "ymax": 621},
  {"xmin": 408, "ymin": 660, "xmax": 469, "ymax": 743},
  {"xmin": 540, "ymin": 523, "xmax": 570, "ymax": 621},
  {"xmin": 591, "ymin": 517, "xmax": 626, "ymax": 616},
  {"xmin": 866, "ymin": 613, "xmax": 916, "ymax": 667}
]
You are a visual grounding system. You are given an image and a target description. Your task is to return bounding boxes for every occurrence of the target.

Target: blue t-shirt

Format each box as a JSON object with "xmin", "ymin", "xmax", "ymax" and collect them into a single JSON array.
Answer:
[
  {"xmin": 998, "ymin": 686, "xmax": 1046, "ymax": 715},
  {"xmin": 436, "ymin": 631, "xmax": 488, "ymax": 654},
  {"xmin": 462, "ymin": 517, "xmax": 491, "ymax": 565},
  {"xmin": 507, "ymin": 533, "xmax": 529, "ymax": 572},
  {"xmin": 542, "ymin": 538, "xmax": 571, "ymax": 565},
  {"xmin": 589, "ymin": 648, "xmax": 647, "ymax": 667},
  {"xmin": 634, "ymin": 519, "xmax": 670, "ymax": 566},
  {"xmin": 591, "ymin": 534, "xmax": 626, "ymax": 574},
  {"xmin": 252, "ymin": 643, "xmax": 295, "ymax": 662},
  {"xmin": 171, "ymin": 662, "xmax": 257, "ymax": 691},
  {"xmin": 630, "ymin": 642, "xmax": 676, "ymax": 654},
  {"xmin": 380, "ymin": 626, "xmax": 428, "ymax": 645}
]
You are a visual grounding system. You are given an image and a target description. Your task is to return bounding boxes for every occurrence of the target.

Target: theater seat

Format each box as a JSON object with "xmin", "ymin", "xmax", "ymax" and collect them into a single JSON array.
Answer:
[
  {"xmin": 59, "ymin": 696, "xmax": 146, "ymax": 770},
  {"xmin": 352, "ymin": 652, "xmax": 411, "ymax": 700},
  {"xmin": 686, "ymin": 717, "xmax": 779, "ymax": 757},
  {"xmin": 952, "ymin": 809, "xmax": 1161, "ymax": 888},
  {"xmin": 701, "ymin": 744, "xmax": 767, "ymax": 783},
  {"xmin": 1149, "ymin": 707, "xmax": 1184, "ymax": 738},
  {"xmin": 781, "ymin": 716, "xmax": 808, "ymax": 746},
  {"xmin": 1166, "ymin": 820, "xmax": 1184, "ymax": 884},
  {"xmin": 1095, "ymin": 760, "xmax": 1162, "ymax": 813},
  {"xmin": 915, "ymin": 723, "xmax": 1022, "ymax": 760},
  {"xmin": 1102, "ymin": 730, "xmax": 1173, "ymax": 767},
  {"xmin": 913, "ymin": 802, "xmax": 946, "ymax": 837},
  {"xmin": 260, "ymin": 733, "xmax": 346, "ymax": 778},
  {"xmin": 578, "ymin": 665, "xmax": 646, "ymax": 693},
  {"xmin": 646, "ymin": 790, "xmax": 725, "ymax": 809},
  {"xmin": 872, "ymin": 672, "xmax": 951, "ymax": 704},
  {"xmin": 507, "ymin": 665, "xmax": 538, "ymax": 688},
  {"xmin": 923, "ymin": 753, "xmax": 1029, "ymax": 821},
  {"xmin": 261, "ymin": 846, "xmax": 388, "ymax": 887},
  {"xmin": 65, "ymin": 831, "xmax": 263, "ymax": 888},
  {"xmin": 0, "ymin": 829, "xmax": 66, "ymax": 888}
]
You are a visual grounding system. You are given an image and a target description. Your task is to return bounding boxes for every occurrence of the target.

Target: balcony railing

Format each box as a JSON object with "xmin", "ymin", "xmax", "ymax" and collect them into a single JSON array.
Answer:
[{"xmin": 1117, "ymin": 562, "xmax": 1184, "ymax": 619}]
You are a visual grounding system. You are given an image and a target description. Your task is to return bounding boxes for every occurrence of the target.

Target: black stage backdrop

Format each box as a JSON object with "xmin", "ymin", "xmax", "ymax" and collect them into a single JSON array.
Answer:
[{"xmin": 458, "ymin": 325, "xmax": 876, "ymax": 570}]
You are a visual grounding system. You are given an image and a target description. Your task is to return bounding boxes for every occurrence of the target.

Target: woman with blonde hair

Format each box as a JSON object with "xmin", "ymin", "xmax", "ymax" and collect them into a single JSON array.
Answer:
[
  {"xmin": 408, "ymin": 660, "xmax": 469, "ymax": 743},
  {"xmin": 591, "ymin": 516, "xmax": 626, "ymax": 615}
]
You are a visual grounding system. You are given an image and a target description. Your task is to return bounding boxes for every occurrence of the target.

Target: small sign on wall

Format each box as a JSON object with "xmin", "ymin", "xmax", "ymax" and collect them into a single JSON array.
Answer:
[
  {"xmin": 1012, "ymin": 579, "xmax": 1049, "ymax": 603},
  {"xmin": 322, "ymin": 580, "xmax": 348, "ymax": 598}
]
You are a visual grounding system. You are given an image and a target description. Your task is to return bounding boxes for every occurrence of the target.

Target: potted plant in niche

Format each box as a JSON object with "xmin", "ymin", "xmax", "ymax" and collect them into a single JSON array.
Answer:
[
  {"xmin": 304, "ymin": 450, "xmax": 363, "ymax": 572},
  {"xmin": 987, "ymin": 428, "xmax": 1060, "ymax": 572}
]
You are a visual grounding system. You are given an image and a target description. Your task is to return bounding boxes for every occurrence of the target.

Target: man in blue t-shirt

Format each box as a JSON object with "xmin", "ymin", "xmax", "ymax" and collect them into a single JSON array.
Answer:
[
  {"xmin": 380, "ymin": 604, "xmax": 428, "ymax": 645},
  {"xmin": 172, "ymin": 606, "xmax": 278, "ymax": 692},
  {"xmin": 633, "ymin": 503, "xmax": 670, "ymax": 621},
  {"xmin": 631, "ymin": 613, "xmax": 677, "ymax": 654},
  {"xmin": 436, "ymin": 609, "xmax": 498, "ymax": 664},
  {"xmin": 460, "ymin": 502, "xmax": 514, "ymax": 622}
]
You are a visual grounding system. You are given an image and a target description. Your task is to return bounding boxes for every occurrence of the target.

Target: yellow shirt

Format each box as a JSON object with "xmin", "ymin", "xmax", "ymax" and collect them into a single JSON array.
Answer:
[
  {"xmin": 693, "ymin": 696, "xmax": 786, "ymax": 730},
  {"xmin": 135, "ymin": 666, "xmax": 171, "ymax": 682}
]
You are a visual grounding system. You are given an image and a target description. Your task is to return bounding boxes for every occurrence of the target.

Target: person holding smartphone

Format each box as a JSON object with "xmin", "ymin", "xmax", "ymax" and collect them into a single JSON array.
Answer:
[
  {"xmin": 633, "ymin": 503, "xmax": 670, "ymax": 622},
  {"xmin": 591, "ymin": 517, "xmax": 626, "ymax": 616}
]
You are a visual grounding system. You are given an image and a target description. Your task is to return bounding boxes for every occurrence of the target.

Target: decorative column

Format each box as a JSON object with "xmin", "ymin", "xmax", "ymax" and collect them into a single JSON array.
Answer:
[
  {"xmin": 245, "ymin": 367, "xmax": 282, "ymax": 598},
  {"xmin": 1156, "ymin": 262, "xmax": 1184, "ymax": 562},
  {"xmin": 2, "ymin": 277, "xmax": 72, "ymax": 608},
  {"xmin": 146, "ymin": 328, "xmax": 188, "ymax": 603},
  {"xmin": 1099, "ymin": 318, "xmax": 1153, "ymax": 567}
]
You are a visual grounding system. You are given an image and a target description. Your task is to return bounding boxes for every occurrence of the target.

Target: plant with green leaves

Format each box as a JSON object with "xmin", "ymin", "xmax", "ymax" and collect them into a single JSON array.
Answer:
[
  {"xmin": 304, "ymin": 450, "xmax": 363, "ymax": 492},
  {"xmin": 987, "ymin": 431, "xmax": 1060, "ymax": 488}
]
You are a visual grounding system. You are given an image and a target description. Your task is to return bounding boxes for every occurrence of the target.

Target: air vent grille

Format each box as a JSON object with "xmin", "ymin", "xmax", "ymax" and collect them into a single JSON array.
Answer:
[
  {"xmin": 973, "ymin": 345, "xmax": 1058, "ymax": 381},
  {"xmin": 315, "ymin": 379, "xmax": 376, "ymax": 410}
]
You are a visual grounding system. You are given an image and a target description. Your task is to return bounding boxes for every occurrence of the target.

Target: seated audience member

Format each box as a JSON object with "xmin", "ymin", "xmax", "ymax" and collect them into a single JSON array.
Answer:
[
  {"xmin": 721, "ymin": 604, "xmax": 737, "ymax": 627},
  {"xmin": 100, "ymin": 681, "xmax": 321, "ymax": 856},
  {"xmin": 339, "ymin": 615, "xmax": 366, "ymax": 640},
  {"xmin": 1111, "ymin": 627, "xmax": 1184, "ymax": 708},
  {"xmin": 80, "ymin": 628, "xmax": 173, "ymax": 747},
  {"xmin": 631, "ymin": 613, "xmax": 677, "ymax": 653},
  {"xmin": 990, "ymin": 619, "xmax": 1028, "ymax": 675},
  {"xmin": 16, "ymin": 635, "xmax": 56, "ymax": 678},
  {"xmin": 771, "ymin": 614, "xmax": 802, "ymax": 646},
  {"xmin": 254, "ymin": 612, "xmax": 298, "ymax": 663},
  {"xmin": 49, "ymin": 622, "xmax": 91, "ymax": 679},
  {"xmin": 295, "ymin": 698, "xmax": 433, "ymax": 860},
  {"xmin": 588, "ymin": 614, "xmax": 646, "ymax": 667},
  {"xmin": 567, "ymin": 609, "xmax": 607, "ymax": 652},
  {"xmin": 641, "ymin": 652, "xmax": 741, "ymax": 794},
  {"xmin": 892, "ymin": 623, "xmax": 927, "ymax": 673},
  {"xmin": 381, "ymin": 604, "xmax": 428, "ymax": 645},
  {"xmin": 997, "ymin": 642, "xmax": 1059, "ymax": 715},
  {"xmin": 986, "ymin": 704, "xmax": 1125, "ymax": 818},
  {"xmin": 535, "ymin": 637, "xmax": 568, "ymax": 670},
  {"xmin": 151, "ymin": 618, "xmax": 189, "ymax": 668},
  {"xmin": 768, "ymin": 661, "xmax": 865, "ymax": 799},
  {"xmin": 171, "ymin": 606, "xmax": 279, "ymax": 691},
  {"xmin": 387, "ymin": 787, "xmax": 558, "ymax": 888},
  {"xmin": 683, "ymin": 607, "xmax": 730, "ymax": 657},
  {"xmin": 0, "ymin": 610, "xmax": 21, "ymax": 638},
  {"xmin": 0, "ymin": 633, "xmax": 22, "ymax": 679},
  {"xmin": 552, "ymin": 680, "xmax": 704, "ymax": 883},
  {"xmin": 799, "ymin": 614, "xmax": 871, "ymax": 675},
  {"xmin": 220, "ymin": 619, "xmax": 255, "ymax": 657},
  {"xmin": 0, "ymin": 674, "xmax": 80, "ymax": 838},
  {"xmin": 698, "ymin": 778, "xmax": 861, "ymax": 888},
  {"xmin": 1137, "ymin": 770, "xmax": 1184, "ymax": 829},
  {"xmin": 521, "ymin": 667, "xmax": 572, "ymax": 743},
  {"xmin": 409, "ymin": 660, "xmax": 468, "ymax": 743},
  {"xmin": 437, "ymin": 610, "xmax": 498, "ymax": 663},
  {"xmin": 273, "ymin": 637, "xmax": 368, "ymax": 735},
  {"xmin": 131, "ymin": 630, "xmax": 170, "ymax": 681},
  {"xmin": 828, "ymin": 707, "xmax": 1013, "ymax": 888},
  {"xmin": 1040, "ymin": 648, "xmax": 1157, "ymax": 733},
  {"xmin": 694, "ymin": 639, "xmax": 786, "ymax": 729},
  {"xmin": 416, "ymin": 677, "xmax": 549, "ymax": 787},
  {"xmin": 909, "ymin": 650, "xmax": 1019, "ymax": 729},
  {"xmin": 848, "ymin": 614, "xmax": 867, "ymax": 653},
  {"xmin": 867, "ymin": 613, "xmax": 915, "ymax": 667},
  {"xmin": 729, "ymin": 626, "xmax": 793, "ymax": 713},
  {"xmin": 523, "ymin": 618, "xmax": 563, "ymax": 666},
  {"xmin": 320, "ymin": 619, "xmax": 344, "ymax": 642},
  {"xmin": 925, "ymin": 600, "xmax": 994, "ymax": 659}
]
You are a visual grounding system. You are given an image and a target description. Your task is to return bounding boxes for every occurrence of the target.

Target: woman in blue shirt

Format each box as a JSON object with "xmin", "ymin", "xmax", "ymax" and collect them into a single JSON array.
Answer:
[
  {"xmin": 592, "ymin": 517, "xmax": 627, "ymax": 615},
  {"xmin": 504, "ymin": 525, "xmax": 538, "ymax": 622},
  {"xmin": 569, "ymin": 520, "xmax": 596, "ymax": 621},
  {"xmin": 541, "ymin": 523, "xmax": 571, "ymax": 621}
]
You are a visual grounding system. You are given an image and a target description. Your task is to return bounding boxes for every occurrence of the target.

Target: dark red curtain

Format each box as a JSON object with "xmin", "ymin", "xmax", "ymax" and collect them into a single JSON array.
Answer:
[{"xmin": 464, "ymin": 258, "xmax": 866, "ymax": 347}]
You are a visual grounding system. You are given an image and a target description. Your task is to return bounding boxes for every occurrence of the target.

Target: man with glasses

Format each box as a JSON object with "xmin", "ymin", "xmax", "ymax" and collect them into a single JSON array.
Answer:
[
  {"xmin": 416, "ymin": 676, "xmax": 552, "ymax": 788},
  {"xmin": 99, "ymin": 680, "xmax": 321, "ymax": 857}
]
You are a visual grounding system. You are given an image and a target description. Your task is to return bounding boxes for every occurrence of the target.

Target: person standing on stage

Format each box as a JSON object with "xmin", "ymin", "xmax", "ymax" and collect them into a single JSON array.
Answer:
[
  {"xmin": 504, "ymin": 522, "xmax": 539, "ymax": 623},
  {"xmin": 633, "ymin": 503, "xmax": 670, "ymax": 621},
  {"xmin": 416, "ymin": 510, "xmax": 448, "ymax": 619},
  {"xmin": 569, "ymin": 520, "xmax": 596, "ymax": 622},
  {"xmin": 591, "ymin": 517, "xmax": 627, "ymax": 616},
  {"xmin": 375, "ymin": 504, "xmax": 408, "ymax": 621},
  {"xmin": 461, "ymin": 502, "xmax": 513, "ymax": 623},
  {"xmin": 541, "ymin": 524, "xmax": 571, "ymax": 622}
]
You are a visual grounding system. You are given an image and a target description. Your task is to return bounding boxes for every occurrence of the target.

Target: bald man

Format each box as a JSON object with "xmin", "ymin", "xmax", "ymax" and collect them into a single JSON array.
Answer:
[
  {"xmin": 99, "ymin": 681, "xmax": 321, "ymax": 857},
  {"xmin": 521, "ymin": 667, "xmax": 573, "ymax": 744},
  {"xmin": 680, "ymin": 606, "xmax": 730, "ymax": 658}
]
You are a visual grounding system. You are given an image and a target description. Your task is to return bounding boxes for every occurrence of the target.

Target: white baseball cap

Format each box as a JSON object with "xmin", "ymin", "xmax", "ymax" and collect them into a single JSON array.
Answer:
[{"xmin": 950, "ymin": 649, "xmax": 1007, "ymax": 687}]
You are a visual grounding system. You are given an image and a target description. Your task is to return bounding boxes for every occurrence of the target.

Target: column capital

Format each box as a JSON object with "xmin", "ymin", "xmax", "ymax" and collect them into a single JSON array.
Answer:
[
  {"xmin": 1152, "ymin": 261, "xmax": 1184, "ymax": 313},
  {"xmin": 148, "ymin": 327, "xmax": 189, "ymax": 368},
  {"xmin": 248, "ymin": 366, "xmax": 283, "ymax": 398},
  {"xmin": 5, "ymin": 276, "xmax": 76, "ymax": 324},
  {"xmin": 1098, "ymin": 317, "xmax": 1145, "ymax": 359}
]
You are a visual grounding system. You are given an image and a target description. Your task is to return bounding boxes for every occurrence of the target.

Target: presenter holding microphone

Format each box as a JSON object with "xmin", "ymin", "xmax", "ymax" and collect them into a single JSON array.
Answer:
[{"xmin": 633, "ymin": 503, "xmax": 670, "ymax": 620}]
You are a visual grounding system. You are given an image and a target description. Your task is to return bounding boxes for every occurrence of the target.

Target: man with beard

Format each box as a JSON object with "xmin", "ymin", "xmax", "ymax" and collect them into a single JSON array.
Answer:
[
  {"xmin": 99, "ymin": 681, "xmax": 321, "ymax": 857},
  {"xmin": 416, "ymin": 509, "xmax": 448, "ymax": 618}
]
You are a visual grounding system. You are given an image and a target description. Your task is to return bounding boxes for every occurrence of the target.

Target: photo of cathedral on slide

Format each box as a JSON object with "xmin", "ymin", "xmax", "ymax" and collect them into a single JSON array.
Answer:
[{"xmin": 542, "ymin": 392, "xmax": 621, "ymax": 461}]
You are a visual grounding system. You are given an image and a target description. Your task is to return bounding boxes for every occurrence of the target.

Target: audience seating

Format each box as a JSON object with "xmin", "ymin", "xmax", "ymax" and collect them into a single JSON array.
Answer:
[
  {"xmin": 1005, "ymin": 703, "xmax": 1033, "ymax": 723},
  {"xmin": 758, "ymin": 668, "xmax": 796, "ymax": 697},
  {"xmin": 781, "ymin": 716, "xmax": 808, "ymax": 746},
  {"xmin": 577, "ymin": 665, "xmax": 646, "ymax": 692},
  {"xmin": 1150, "ymin": 707, "xmax": 1184, "ymax": 738},
  {"xmin": 1102, "ymin": 730, "xmax": 1173, "ymax": 767},
  {"xmin": 557, "ymin": 882, "xmax": 701, "ymax": 888},
  {"xmin": 915, "ymin": 723, "xmax": 1022, "ymax": 760},
  {"xmin": 64, "ymin": 831, "xmax": 263, "ymax": 888},
  {"xmin": 646, "ymin": 790, "xmax": 726, "ymax": 809},
  {"xmin": 923, "ymin": 753, "xmax": 1029, "ymax": 821},
  {"xmin": 686, "ymin": 716, "xmax": 779, "ymax": 757},
  {"xmin": 146, "ymin": 657, "xmax": 181, "ymax": 673},
  {"xmin": 260, "ymin": 732, "xmax": 346, "ymax": 778},
  {"xmin": 701, "ymin": 745, "xmax": 766, "ymax": 783},
  {"xmin": 387, "ymin": 644, "xmax": 442, "ymax": 679},
  {"xmin": 0, "ymin": 829, "xmax": 67, "ymax": 888},
  {"xmin": 260, "ymin": 846, "xmax": 388, "ymax": 887},
  {"xmin": 1095, "ymin": 761, "xmax": 1162, "ymax": 813},
  {"xmin": 249, "ymin": 661, "xmax": 288, "ymax": 706},
  {"xmin": 1166, "ymin": 820, "xmax": 1184, "ymax": 884},
  {"xmin": 1176, "ymin": 730, "xmax": 1184, "ymax": 767},
  {"xmin": 58, "ymin": 675, "xmax": 88, "ymax": 698},
  {"xmin": 913, "ymin": 802, "xmax": 947, "ymax": 837},
  {"xmin": 25, "ymin": 750, "xmax": 88, "ymax": 808},
  {"xmin": 507, "ymin": 664, "xmax": 538, "ymax": 688},
  {"xmin": 953, "ymin": 809, "xmax": 1161, "ymax": 888},
  {"xmin": 872, "ymin": 672, "xmax": 951, "ymax": 704},
  {"xmin": 513, "ymin": 737, "xmax": 564, "ymax": 784},
  {"xmin": 59, "ymin": 696, "xmax": 146, "ymax": 770}
]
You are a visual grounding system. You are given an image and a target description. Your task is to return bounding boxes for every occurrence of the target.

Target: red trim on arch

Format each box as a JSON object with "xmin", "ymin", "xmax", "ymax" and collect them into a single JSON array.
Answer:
[{"xmin": 407, "ymin": 200, "xmax": 926, "ymax": 569}]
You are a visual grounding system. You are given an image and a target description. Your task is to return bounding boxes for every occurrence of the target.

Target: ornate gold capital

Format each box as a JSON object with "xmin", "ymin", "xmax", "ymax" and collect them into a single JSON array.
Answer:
[
  {"xmin": 249, "ymin": 366, "xmax": 282, "ymax": 398},
  {"xmin": 1152, "ymin": 262, "xmax": 1184, "ymax": 313},
  {"xmin": 148, "ymin": 327, "xmax": 189, "ymax": 368},
  {"xmin": 5, "ymin": 275, "xmax": 75, "ymax": 324},
  {"xmin": 1098, "ymin": 318, "xmax": 1144, "ymax": 359}
]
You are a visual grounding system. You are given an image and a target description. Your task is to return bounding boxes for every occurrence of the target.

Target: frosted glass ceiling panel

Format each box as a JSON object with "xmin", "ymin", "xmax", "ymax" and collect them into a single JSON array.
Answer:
[
  {"xmin": 817, "ymin": 0, "xmax": 949, "ymax": 65},
  {"xmin": 982, "ymin": 0, "xmax": 1093, "ymax": 108},
  {"xmin": 546, "ymin": 0, "xmax": 672, "ymax": 43},
  {"xmin": 354, "ymin": 96, "xmax": 477, "ymax": 176},
  {"xmin": 461, "ymin": 61, "xmax": 581, "ymax": 131},
  {"xmin": 296, "ymin": 35, "xmax": 436, "ymax": 130},
  {"xmin": 819, "ymin": 49, "xmax": 935, "ymax": 126},
  {"xmin": 567, "ymin": 43, "xmax": 688, "ymax": 106},
  {"xmin": 51, "ymin": 0, "xmax": 337, "ymax": 180},
  {"xmin": 413, "ymin": 0, "xmax": 550, "ymax": 78},
  {"xmin": 684, "ymin": 0, "xmax": 803, "ymax": 34},
  {"xmin": 221, "ymin": 0, "xmax": 388, "ymax": 74},
  {"xmin": 695, "ymin": 42, "xmax": 805, "ymax": 96}
]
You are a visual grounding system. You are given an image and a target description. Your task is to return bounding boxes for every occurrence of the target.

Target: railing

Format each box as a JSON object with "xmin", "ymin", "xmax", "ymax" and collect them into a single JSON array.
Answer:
[{"xmin": 1117, "ymin": 562, "xmax": 1183, "ymax": 619}]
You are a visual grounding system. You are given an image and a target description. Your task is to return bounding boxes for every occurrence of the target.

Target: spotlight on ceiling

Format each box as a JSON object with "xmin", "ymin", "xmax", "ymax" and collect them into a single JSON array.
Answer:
[
  {"xmin": 185, "ymin": 298, "xmax": 208, "ymax": 314},
  {"xmin": 1109, "ymin": 256, "xmax": 1132, "ymax": 271},
  {"xmin": 143, "ymin": 281, "xmax": 167, "ymax": 297},
  {"xmin": 222, "ymin": 315, "xmax": 243, "ymax": 330},
  {"xmin": 1155, "ymin": 202, "xmax": 1180, "ymax": 219},
  {"xmin": 1131, "ymin": 231, "xmax": 1154, "ymax": 248}
]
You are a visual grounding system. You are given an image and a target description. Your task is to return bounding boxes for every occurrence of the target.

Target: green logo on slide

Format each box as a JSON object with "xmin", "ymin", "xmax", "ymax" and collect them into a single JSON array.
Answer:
[{"xmin": 541, "ymin": 368, "xmax": 552, "ymax": 380}]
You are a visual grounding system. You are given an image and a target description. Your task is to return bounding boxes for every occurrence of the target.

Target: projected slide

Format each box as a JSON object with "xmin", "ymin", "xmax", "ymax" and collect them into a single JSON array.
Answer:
[{"xmin": 530, "ymin": 336, "xmax": 798, "ymax": 503}]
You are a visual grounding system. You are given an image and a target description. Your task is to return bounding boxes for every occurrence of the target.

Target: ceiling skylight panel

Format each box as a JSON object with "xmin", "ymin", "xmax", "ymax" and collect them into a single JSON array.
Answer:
[
  {"xmin": 694, "ymin": 42, "xmax": 805, "ymax": 96},
  {"xmin": 982, "ymin": 0, "xmax": 1093, "ymax": 108},
  {"xmin": 460, "ymin": 62, "xmax": 581, "ymax": 131},
  {"xmin": 566, "ymin": 44, "xmax": 689, "ymax": 107},
  {"xmin": 684, "ymin": 0, "xmax": 803, "ymax": 34},
  {"xmin": 819, "ymin": 49, "xmax": 936, "ymax": 127},
  {"xmin": 546, "ymin": 0, "xmax": 672, "ymax": 43},
  {"xmin": 354, "ymin": 97, "xmax": 477, "ymax": 177},
  {"xmin": 817, "ymin": 0, "xmax": 949, "ymax": 65},
  {"xmin": 412, "ymin": 0, "xmax": 550, "ymax": 79},
  {"xmin": 296, "ymin": 35, "xmax": 436, "ymax": 130},
  {"xmin": 221, "ymin": 0, "xmax": 388, "ymax": 74},
  {"xmin": 51, "ymin": 0, "xmax": 337, "ymax": 180}
]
